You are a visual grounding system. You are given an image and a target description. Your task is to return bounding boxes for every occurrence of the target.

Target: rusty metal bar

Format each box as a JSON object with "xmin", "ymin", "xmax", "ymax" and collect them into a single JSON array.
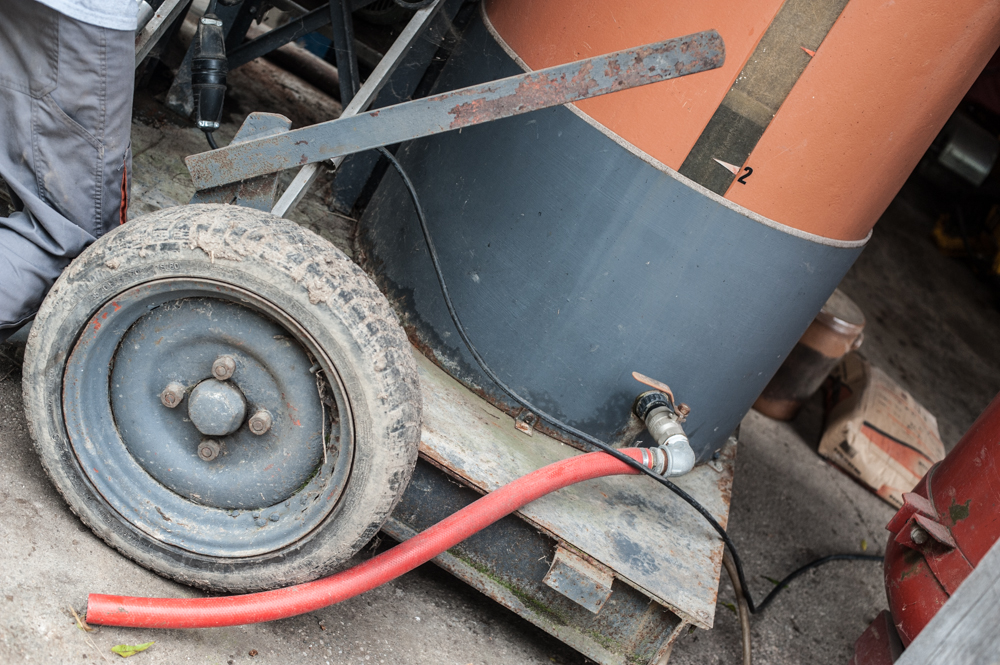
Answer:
[{"xmin": 187, "ymin": 30, "xmax": 725, "ymax": 191}]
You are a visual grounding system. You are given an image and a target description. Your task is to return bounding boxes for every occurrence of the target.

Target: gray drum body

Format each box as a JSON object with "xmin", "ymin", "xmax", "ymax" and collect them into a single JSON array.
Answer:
[{"xmin": 358, "ymin": 15, "xmax": 866, "ymax": 463}]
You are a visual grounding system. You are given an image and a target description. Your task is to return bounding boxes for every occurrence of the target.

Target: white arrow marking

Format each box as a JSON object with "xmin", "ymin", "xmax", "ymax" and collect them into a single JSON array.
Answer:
[{"xmin": 713, "ymin": 158, "xmax": 740, "ymax": 175}]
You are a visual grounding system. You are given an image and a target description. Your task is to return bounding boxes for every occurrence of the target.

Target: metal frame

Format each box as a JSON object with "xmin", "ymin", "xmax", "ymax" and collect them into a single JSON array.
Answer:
[
  {"xmin": 225, "ymin": 0, "xmax": 380, "ymax": 73},
  {"xmin": 328, "ymin": 0, "xmax": 361, "ymax": 104},
  {"xmin": 272, "ymin": 0, "xmax": 448, "ymax": 216},
  {"xmin": 226, "ymin": 4, "xmax": 333, "ymax": 71}
]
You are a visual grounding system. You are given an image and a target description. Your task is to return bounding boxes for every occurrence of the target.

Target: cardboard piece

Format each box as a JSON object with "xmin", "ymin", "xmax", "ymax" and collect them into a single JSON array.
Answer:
[{"xmin": 820, "ymin": 353, "xmax": 946, "ymax": 508}]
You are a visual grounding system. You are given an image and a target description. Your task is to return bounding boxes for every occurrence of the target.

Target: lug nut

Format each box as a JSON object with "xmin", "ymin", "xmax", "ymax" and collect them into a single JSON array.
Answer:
[
  {"xmin": 248, "ymin": 409, "xmax": 273, "ymax": 435},
  {"xmin": 198, "ymin": 439, "xmax": 222, "ymax": 461},
  {"xmin": 910, "ymin": 524, "xmax": 929, "ymax": 545},
  {"xmin": 212, "ymin": 355, "xmax": 236, "ymax": 380},
  {"xmin": 160, "ymin": 382, "xmax": 186, "ymax": 408}
]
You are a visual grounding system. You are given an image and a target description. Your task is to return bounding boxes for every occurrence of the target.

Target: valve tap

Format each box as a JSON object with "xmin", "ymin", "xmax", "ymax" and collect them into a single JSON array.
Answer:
[{"xmin": 632, "ymin": 391, "xmax": 695, "ymax": 477}]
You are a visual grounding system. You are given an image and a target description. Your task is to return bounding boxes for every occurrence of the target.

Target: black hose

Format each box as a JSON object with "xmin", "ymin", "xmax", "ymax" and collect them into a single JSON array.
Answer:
[
  {"xmin": 205, "ymin": 131, "xmax": 220, "ymax": 150},
  {"xmin": 374, "ymin": 145, "xmax": 881, "ymax": 615}
]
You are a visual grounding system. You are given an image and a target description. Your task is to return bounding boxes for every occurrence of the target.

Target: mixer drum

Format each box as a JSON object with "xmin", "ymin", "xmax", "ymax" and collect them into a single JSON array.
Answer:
[{"xmin": 358, "ymin": 0, "xmax": 1000, "ymax": 462}]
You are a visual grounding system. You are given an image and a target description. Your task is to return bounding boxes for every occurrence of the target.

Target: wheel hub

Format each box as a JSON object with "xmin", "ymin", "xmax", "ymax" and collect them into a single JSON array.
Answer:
[
  {"xmin": 62, "ymin": 279, "xmax": 355, "ymax": 557},
  {"xmin": 187, "ymin": 378, "xmax": 247, "ymax": 437}
]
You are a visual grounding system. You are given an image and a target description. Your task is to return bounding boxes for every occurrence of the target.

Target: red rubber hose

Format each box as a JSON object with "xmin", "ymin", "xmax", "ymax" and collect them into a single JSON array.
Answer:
[{"xmin": 87, "ymin": 448, "xmax": 655, "ymax": 629}]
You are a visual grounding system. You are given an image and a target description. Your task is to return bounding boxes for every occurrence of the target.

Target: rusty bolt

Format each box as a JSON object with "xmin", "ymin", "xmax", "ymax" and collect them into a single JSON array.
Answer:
[
  {"xmin": 198, "ymin": 439, "xmax": 222, "ymax": 462},
  {"xmin": 248, "ymin": 409, "xmax": 273, "ymax": 435},
  {"xmin": 910, "ymin": 524, "xmax": 929, "ymax": 545},
  {"xmin": 212, "ymin": 355, "xmax": 236, "ymax": 381},
  {"xmin": 160, "ymin": 382, "xmax": 186, "ymax": 408}
]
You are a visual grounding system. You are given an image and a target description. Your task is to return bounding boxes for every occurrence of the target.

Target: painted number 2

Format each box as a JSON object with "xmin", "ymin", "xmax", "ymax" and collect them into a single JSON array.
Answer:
[{"xmin": 737, "ymin": 166, "xmax": 753, "ymax": 185}]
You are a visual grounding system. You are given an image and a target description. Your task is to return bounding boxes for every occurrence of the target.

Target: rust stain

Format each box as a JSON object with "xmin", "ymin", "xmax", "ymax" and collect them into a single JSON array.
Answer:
[
  {"xmin": 448, "ymin": 63, "xmax": 599, "ymax": 130},
  {"xmin": 603, "ymin": 56, "xmax": 622, "ymax": 79},
  {"xmin": 631, "ymin": 371, "xmax": 676, "ymax": 403}
]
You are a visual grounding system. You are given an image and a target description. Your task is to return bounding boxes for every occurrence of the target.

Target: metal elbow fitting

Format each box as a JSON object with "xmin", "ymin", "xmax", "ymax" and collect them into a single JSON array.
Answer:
[{"xmin": 633, "ymin": 391, "xmax": 695, "ymax": 477}]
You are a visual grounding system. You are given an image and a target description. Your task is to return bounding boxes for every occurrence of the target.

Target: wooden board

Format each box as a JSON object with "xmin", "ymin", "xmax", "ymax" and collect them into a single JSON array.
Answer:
[{"xmin": 413, "ymin": 351, "xmax": 735, "ymax": 629}]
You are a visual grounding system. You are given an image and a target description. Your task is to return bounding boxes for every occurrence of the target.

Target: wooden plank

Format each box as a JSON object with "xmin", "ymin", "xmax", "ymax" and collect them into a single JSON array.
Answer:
[
  {"xmin": 896, "ymin": 537, "xmax": 1000, "ymax": 665},
  {"xmin": 413, "ymin": 352, "xmax": 735, "ymax": 629}
]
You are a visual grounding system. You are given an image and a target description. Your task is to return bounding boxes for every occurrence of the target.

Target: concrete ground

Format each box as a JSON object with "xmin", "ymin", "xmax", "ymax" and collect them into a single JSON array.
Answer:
[{"xmin": 3, "ymin": 50, "xmax": 1000, "ymax": 665}]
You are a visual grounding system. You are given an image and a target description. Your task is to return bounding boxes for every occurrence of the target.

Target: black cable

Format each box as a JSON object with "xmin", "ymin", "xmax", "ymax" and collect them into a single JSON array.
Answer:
[
  {"xmin": 375, "ymin": 145, "xmax": 879, "ymax": 615},
  {"xmin": 205, "ymin": 131, "xmax": 220, "ymax": 150},
  {"xmin": 756, "ymin": 554, "xmax": 883, "ymax": 613}
]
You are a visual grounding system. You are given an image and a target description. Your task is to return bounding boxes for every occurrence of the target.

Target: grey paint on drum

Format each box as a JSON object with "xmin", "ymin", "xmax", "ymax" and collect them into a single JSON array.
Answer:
[{"xmin": 357, "ymin": 16, "xmax": 865, "ymax": 463}]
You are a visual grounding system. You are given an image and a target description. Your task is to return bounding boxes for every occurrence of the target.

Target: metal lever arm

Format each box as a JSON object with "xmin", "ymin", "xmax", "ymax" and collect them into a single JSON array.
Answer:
[{"xmin": 186, "ymin": 30, "xmax": 725, "ymax": 191}]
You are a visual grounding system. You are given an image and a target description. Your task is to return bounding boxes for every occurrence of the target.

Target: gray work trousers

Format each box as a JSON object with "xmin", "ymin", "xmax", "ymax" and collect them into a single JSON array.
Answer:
[{"xmin": 0, "ymin": 0, "xmax": 134, "ymax": 342}]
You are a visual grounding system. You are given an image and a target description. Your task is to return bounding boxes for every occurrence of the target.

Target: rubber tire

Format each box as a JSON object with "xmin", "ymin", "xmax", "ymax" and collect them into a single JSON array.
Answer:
[{"xmin": 22, "ymin": 204, "xmax": 422, "ymax": 593}]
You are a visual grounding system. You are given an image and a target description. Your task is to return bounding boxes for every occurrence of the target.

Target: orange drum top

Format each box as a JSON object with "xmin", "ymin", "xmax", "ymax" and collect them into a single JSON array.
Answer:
[
  {"xmin": 485, "ymin": 0, "xmax": 787, "ymax": 173},
  {"xmin": 485, "ymin": 0, "xmax": 1000, "ymax": 242}
]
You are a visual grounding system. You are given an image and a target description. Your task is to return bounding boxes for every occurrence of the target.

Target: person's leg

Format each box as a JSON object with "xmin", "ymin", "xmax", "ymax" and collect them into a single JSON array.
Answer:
[{"xmin": 0, "ymin": 0, "xmax": 134, "ymax": 342}]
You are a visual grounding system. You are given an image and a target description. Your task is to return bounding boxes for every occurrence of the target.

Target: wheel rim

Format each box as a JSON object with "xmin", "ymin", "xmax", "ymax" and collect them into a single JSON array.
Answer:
[{"xmin": 62, "ymin": 278, "xmax": 354, "ymax": 557}]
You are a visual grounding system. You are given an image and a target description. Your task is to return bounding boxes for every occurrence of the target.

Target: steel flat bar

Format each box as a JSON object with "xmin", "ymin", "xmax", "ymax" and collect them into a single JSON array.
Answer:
[
  {"xmin": 270, "ymin": 0, "xmax": 446, "ymax": 217},
  {"xmin": 188, "ymin": 30, "xmax": 724, "ymax": 191}
]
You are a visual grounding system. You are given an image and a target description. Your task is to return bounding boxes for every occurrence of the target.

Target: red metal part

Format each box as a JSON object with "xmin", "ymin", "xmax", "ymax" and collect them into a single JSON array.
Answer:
[
  {"xmin": 882, "ymin": 392, "xmax": 1000, "ymax": 647},
  {"xmin": 848, "ymin": 610, "xmax": 903, "ymax": 665},
  {"xmin": 926, "ymin": 394, "xmax": 1000, "ymax": 564}
]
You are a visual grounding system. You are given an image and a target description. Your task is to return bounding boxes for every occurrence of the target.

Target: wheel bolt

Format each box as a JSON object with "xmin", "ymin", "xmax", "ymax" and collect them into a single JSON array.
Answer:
[
  {"xmin": 212, "ymin": 355, "xmax": 236, "ymax": 380},
  {"xmin": 910, "ymin": 524, "xmax": 929, "ymax": 545},
  {"xmin": 198, "ymin": 439, "xmax": 222, "ymax": 461},
  {"xmin": 160, "ymin": 382, "xmax": 186, "ymax": 408},
  {"xmin": 248, "ymin": 409, "xmax": 273, "ymax": 435}
]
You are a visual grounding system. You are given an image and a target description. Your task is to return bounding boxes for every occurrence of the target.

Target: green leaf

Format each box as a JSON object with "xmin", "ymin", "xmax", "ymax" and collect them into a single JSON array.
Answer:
[
  {"xmin": 722, "ymin": 602, "xmax": 737, "ymax": 615},
  {"xmin": 861, "ymin": 539, "xmax": 868, "ymax": 552},
  {"xmin": 111, "ymin": 642, "xmax": 154, "ymax": 658},
  {"xmin": 764, "ymin": 576, "xmax": 781, "ymax": 586}
]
